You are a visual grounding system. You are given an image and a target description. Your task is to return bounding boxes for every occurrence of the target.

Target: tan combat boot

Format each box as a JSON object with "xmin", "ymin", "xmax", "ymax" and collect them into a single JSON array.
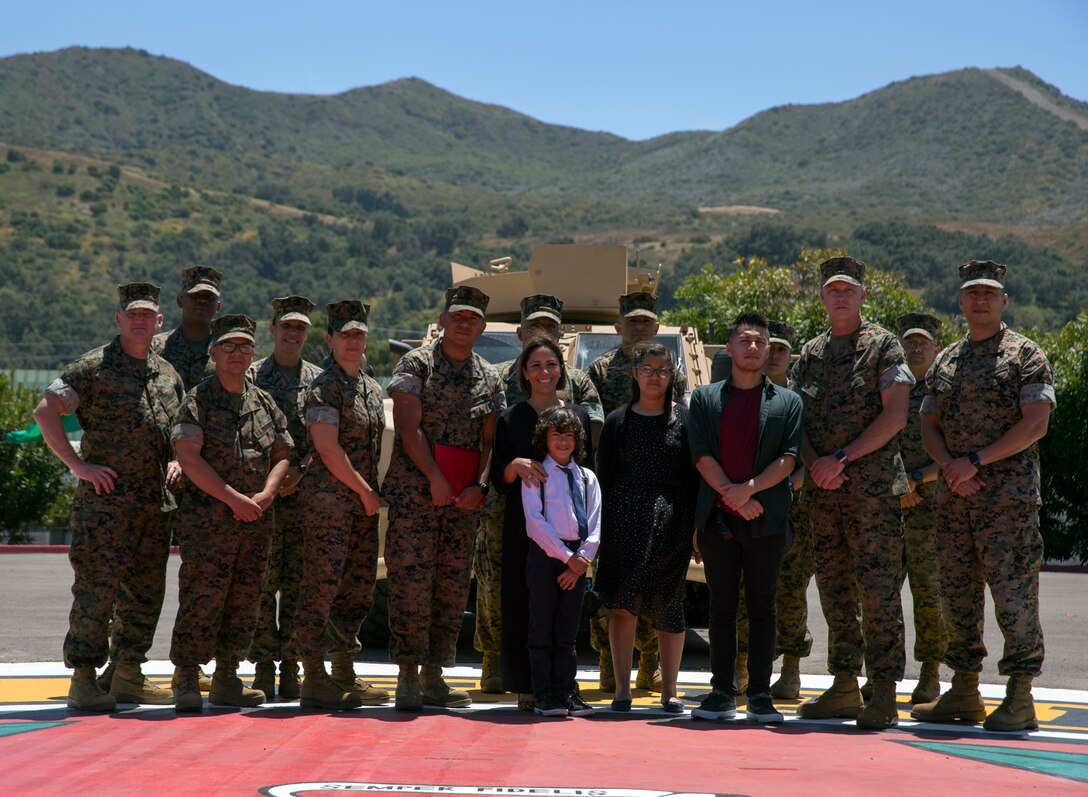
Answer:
[
  {"xmin": 910, "ymin": 661, "xmax": 941, "ymax": 705},
  {"xmin": 395, "ymin": 663, "xmax": 423, "ymax": 712},
  {"xmin": 95, "ymin": 661, "xmax": 115, "ymax": 692},
  {"xmin": 797, "ymin": 672, "xmax": 863, "ymax": 719},
  {"xmin": 856, "ymin": 679, "xmax": 900, "ymax": 729},
  {"xmin": 251, "ymin": 661, "xmax": 276, "ymax": 698},
  {"xmin": 279, "ymin": 660, "xmax": 301, "ymax": 700},
  {"xmin": 983, "ymin": 674, "xmax": 1038, "ymax": 732},
  {"xmin": 771, "ymin": 655, "xmax": 802, "ymax": 700},
  {"xmin": 598, "ymin": 651, "xmax": 616, "ymax": 692},
  {"xmin": 67, "ymin": 665, "xmax": 116, "ymax": 712},
  {"xmin": 635, "ymin": 651, "xmax": 663, "ymax": 692},
  {"xmin": 209, "ymin": 660, "xmax": 265, "ymax": 707},
  {"xmin": 910, "ymin": 671, "xmax": 985, "ymax": 723},
  {"xmin": 110, "ymin": 662, "xmax": 174, "ymax": 705},
  {"xmin": 300, "ymin": 655, "xmax": 363, "ymax": 710},
  {"xmin": 174, "ymin": 665, "xmax": 203, "ymax": 713},
  {"xmin": 172, "ymin": 665, "xmax": 213, "ymax": 693},
  {"xmin": 480, "ymin": 652, "xmax": 503, "ymax": 693},
  {"xmin": 420, "ymin": 664, "xmax": 471, "ymax": 707},
  {"xmin": 330, "ymin": 651, "xmax": 389, "ymax": 705}
]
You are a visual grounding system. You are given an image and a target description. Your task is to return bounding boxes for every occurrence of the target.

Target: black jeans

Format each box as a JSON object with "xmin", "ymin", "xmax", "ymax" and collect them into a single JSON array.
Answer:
[
  {"xmin": 698, "ymin": 511, "xmax": 788, "ymax": 695},
  {"xmin": 525, "ymin": 540, "xmax": 585, "ymax": 700}
]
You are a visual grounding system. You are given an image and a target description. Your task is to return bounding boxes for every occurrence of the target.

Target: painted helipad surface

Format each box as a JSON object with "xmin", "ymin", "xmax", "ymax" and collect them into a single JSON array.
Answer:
[{"xmin": 2, "ymin": 662, "xmax": 1086, "ymax": 796}]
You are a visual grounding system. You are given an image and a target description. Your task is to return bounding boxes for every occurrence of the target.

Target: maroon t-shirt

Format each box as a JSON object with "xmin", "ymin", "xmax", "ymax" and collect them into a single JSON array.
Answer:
[{"xmin": 717, "ymin": 384, "xmax": 762, "ymax": 516}]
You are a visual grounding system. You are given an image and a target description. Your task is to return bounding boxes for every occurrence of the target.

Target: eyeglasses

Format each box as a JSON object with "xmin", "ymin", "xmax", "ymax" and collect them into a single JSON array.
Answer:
[
  {"xmin": 218, "ymin": 342, "xmax": 255, "ymax": 354},
  {"xmin": 636, "ymin": 366, "xmax": 673, "ymax": 379}
]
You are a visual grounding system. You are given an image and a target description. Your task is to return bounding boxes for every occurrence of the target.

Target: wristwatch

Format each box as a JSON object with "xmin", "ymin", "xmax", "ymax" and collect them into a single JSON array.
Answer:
[
  {"xmin": 477, "ymin": 481, "xmax": 490, "ymax": 496},
  {"xmin": 968, "ymin": 452, "xmax": 982, "ymax": 467},
  {"xmin": 910, "ymin": 469, "xmax": 923, "ymax": 484},
  {"xmin": 834, "ymin": 449, "xmax": 850, "ymax": 466}
]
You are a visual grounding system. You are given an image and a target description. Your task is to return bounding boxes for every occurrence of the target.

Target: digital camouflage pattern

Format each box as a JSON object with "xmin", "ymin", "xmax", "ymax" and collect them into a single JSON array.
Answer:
[
  {"xmin": 922, "ymin": 325, "xmax": 1055, "ymax": 506},
  {"xmin": 47, "ymin": 337, "xmax": 184, "ymax": 668},
  {"xmin": 900, "ymin": 379, "xmax": 946, "ymax": 663},
  {"xmin": 180, "ymin": 265, "xmax": 223, "ymax": 295},
  {"xmin": 922, "ymin": 322, "xmax": 1053, "ymax": 678},
  {"xmin": 169, "ymin": 375, "xmax": 293, "ymax": 666},
  {"xmin": 587, "ymin": 346, "xmax": 688, "ymax": 417},
  {"xmin": 385, "ymin": 339, "xmax": 505, "ymax": 665},
  {"xmin": 117, "ymin": 282, "xmax": 161, "ymax": 312},
  {"xmin": 294, "ymin": 360, "xmax": 386, "ymax": 657},
  {"xmin": 474, "ymin": 358, "xmax": 604, "ymax": 656},
  {"xmin": 795, "ymin": 319, "xmax": 909, "ymax": 681},
  {"xmin": 246, "ymin": 355, "xmax": 322, "ymax": 665},
  {"xmin": 775, "ymin": 495, "xmax": 815, "ymax": 659},
  {"xmin": 152, "ymin": 327, "xmax": 214, "ymax": 392},
  {"xmin": 794, "ymin": 320, "xmax": 913, "ymax": 499}
]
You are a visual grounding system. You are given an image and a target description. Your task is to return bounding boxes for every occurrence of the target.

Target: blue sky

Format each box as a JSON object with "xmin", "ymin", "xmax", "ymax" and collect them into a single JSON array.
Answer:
[{"xmin": 2, "ymin": 1, "xmax": 1086, "ymax": 140}]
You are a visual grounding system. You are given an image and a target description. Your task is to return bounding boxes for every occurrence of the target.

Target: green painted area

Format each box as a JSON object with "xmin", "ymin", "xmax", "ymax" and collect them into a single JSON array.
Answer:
[
  {"xmin": 0, "ymin": 721, "xmax": 68, "ymax": 739},
  {"xmin": 906, "ymin": 741, "xmax": 1088, "ymax": 783}
]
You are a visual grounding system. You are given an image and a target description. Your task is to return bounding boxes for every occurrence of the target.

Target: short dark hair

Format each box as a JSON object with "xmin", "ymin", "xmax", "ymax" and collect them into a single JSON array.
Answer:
[
  {"xmin": 728, "ymin": 311, "xmax": 770, "ymax": 340},
  {"xmin": 517, "ymin": 333, "xmax": 568, "ymax": 394},
  {"xmin": 629, "ymin": 341, "xmax": 677, "ymax": 423},
  {"xmin": 531, "ymin": 405, "xmax": 586, "ymax": 462}
]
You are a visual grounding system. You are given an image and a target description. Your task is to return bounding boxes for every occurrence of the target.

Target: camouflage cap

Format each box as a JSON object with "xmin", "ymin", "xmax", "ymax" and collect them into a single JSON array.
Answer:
[
  {"xmin": 210, "ymin": 313, "xmax": 256, "ymax": 345},
  {"xmin": 767, "ymin": 319, "xmax": 797, "ymax": 349},
  {"xmin": 117, "ymin": 282, "xmax": 161, "ymax": 312},
  {"xmin": 445, "ymin": 286, "xmax": 489, "ymax": 318},
  {"xmin": 521, "ymin": 293, "xmax": 563, "ymax": 324},
  {"xmin": 271, "ymin": 295, "xmax": 315, "ymax": 325},
  {"xmin": 180, "ymin": 265, "xmax": 223, "ymax": 296},
  {"xmin": 896, "ymin": 312, "xmax": 942, "ymax": 342},
  {"xmin": 820, "ymin": 256, "xmax": 865, "ymax": 288},
  {"xmin": 619, "ymin": 291, "xmax": 658, "ymax": 319},
  {"xmin": 327, "ymin": 300, "xmax": 370, "ymax": 333},
  {"xmin": 959, "ymin": 259, "xmax": 1007, "ymax": 290}
]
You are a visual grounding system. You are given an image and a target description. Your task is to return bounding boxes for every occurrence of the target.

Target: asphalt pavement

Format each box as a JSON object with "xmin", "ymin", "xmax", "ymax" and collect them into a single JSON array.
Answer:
[{"xmin": 1, "ymin": 552, "xmax": 1084, "ymax": 690}]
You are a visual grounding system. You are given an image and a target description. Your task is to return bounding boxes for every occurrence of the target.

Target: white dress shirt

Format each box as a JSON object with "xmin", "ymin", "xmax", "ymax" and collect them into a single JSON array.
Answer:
[{"xmin": 522, "ymin": 455, "xmax": 602, "ymax": 564}]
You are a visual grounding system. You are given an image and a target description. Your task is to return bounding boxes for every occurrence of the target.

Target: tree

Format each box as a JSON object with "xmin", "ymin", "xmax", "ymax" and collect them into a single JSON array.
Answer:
[
  {"xmin": 663, "ymin": 247, "xmax": 931, "ymax": 345},
  {"xmin": 1038, "ymin": 312, "xmax": 1088, "ymax": 563},
  {"xmin": 0, "ymin": 374, "xmax": 73, "ymax": 542}
]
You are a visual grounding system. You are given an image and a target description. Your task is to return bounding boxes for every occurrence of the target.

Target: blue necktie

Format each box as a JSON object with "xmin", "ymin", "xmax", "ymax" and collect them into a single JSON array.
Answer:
[{"xmin": 559, "ymin": 465, "xmax": 589, "ymax": 541}]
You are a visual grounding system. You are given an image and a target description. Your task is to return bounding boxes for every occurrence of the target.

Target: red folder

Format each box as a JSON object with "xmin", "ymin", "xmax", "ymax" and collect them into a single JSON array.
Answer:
[{"xmin": 432, "ymin": 444, "xmax": 481, "ymax": 496}]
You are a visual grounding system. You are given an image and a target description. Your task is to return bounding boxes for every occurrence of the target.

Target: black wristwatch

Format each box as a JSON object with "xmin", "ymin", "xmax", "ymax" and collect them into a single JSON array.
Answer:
[
  {"xmin": 477, "ymin": 481, "xmax": 490, "ymax": 496},
  {"xmin": 910, "ymin": 469, "xmax": 924, "ymax": 484},
  {"xmin": 968, "ymin": 452, "xmax": 982, "ymax": 467},
  {"xmin": 834, "ymin": 449, "xmax": 850, "ymax": 466}
]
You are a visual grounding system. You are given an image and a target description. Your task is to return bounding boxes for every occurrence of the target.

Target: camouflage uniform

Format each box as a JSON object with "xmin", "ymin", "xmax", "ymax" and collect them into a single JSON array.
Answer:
[
  {"xmin": 246, "ymin": 354, "xmax": 322, "ymax": 665},
  {"xmin": 921, "ymin": 324, "xmax": 1054, "ymax": 677},
  {"xmin": 169, "ymin": 362, "xmax": 293, "ymax": 668},
  {"xmin": 385, "ymin": 338, "xmax": 505, "ymax": 666},
  {"xmin": 152, "ymin": 328, "xmax": 215, "ymax": 392},
  {"xmin": 587, "ymin": 345, "xmax": 684, "ymax": 659},
  {"xmin": 795, "ymin": 319, "xmax": 912, "ymax": 681},
  {"xmin": 47, "ymin": 334, "xmax": 183, "ymax": 668},
  {"xmin": 473, "ymin": 357, "xmax": 603, "ymax": 658},
  {"xmin": 900, "ymin": 378, "xmax": 947, "ymax": 663},
  {"xmin": 295, "ymin": 359, "xmax": 385, "ymax": 657}
]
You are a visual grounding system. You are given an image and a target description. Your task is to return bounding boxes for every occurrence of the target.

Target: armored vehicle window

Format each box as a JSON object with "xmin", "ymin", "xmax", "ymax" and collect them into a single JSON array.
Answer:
[
  {"xmin": 473, "ymin": 331, "xmax": 522, "ymax": 365},
  {"xmin": 575, "ymin": 333, "xmax": 687, "ymax": 376}
]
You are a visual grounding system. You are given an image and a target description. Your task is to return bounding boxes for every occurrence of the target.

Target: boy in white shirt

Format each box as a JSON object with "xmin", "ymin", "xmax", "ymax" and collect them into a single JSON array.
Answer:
[{"xmin": 522, "ymin": 406, "xmax": 602, "ymax": 717}]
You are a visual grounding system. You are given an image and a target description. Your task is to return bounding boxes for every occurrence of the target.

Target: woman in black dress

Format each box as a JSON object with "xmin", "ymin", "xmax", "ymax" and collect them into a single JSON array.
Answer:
[
  {"xmin": 491, "ymin": 334, "xmax": 594, "ymax": 710},
  {"xmin": 595, "ymin": 342, "xmax": 697, "ymax": 712}
]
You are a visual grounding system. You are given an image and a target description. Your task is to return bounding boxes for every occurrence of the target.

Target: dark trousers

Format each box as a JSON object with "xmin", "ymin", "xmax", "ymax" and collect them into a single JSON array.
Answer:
[
  {"xmin": 525, "ymin": 540, "xmax": 585, "ymax": 700},
  {"xmin": 698, "ymin": 512, "xmax": 787, "ymax": 695}
]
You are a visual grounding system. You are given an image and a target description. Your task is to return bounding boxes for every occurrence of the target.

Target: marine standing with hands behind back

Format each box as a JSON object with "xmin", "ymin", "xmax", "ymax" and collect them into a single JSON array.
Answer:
[
  {"xmin": 247, "ymin": 296, "xmax": 323, "ymax": 700},
  {"xmin": 294, "ymin": 301, "xmax": 390, "ymax": 710},
  {"xmin": 794, "ymin": 256, "xmax": 914, "ymax": 730},
  {"xmin": 912, "ymin": 260, "xmax": 1055, "ymax": 732},
  {"xmin": 153, "ymin": 265, "xmax": 222, "ymax": 391},
  {"xmin": 169, "ymin": 314, "xmax": 294, "ymax": 712},
  {"xmin": 34, "ymin": 283, "xmax": 184, "ymax": 711},
  {"xmin": 384, "ymin": 286, "xmax": 506, "ymax": 711}
]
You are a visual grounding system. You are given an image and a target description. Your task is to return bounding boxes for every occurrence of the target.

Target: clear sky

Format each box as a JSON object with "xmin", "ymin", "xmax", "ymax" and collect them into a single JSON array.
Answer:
[{"xmin": 2, "ymin": 1, "xmax": 1086, "ymax": 140}]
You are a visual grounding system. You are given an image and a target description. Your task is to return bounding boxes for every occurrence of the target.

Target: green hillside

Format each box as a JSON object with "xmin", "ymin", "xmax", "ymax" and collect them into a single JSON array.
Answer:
[{"xmin": 0, "ymin": 47, "xmax": 1086, "ymax": 373}]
